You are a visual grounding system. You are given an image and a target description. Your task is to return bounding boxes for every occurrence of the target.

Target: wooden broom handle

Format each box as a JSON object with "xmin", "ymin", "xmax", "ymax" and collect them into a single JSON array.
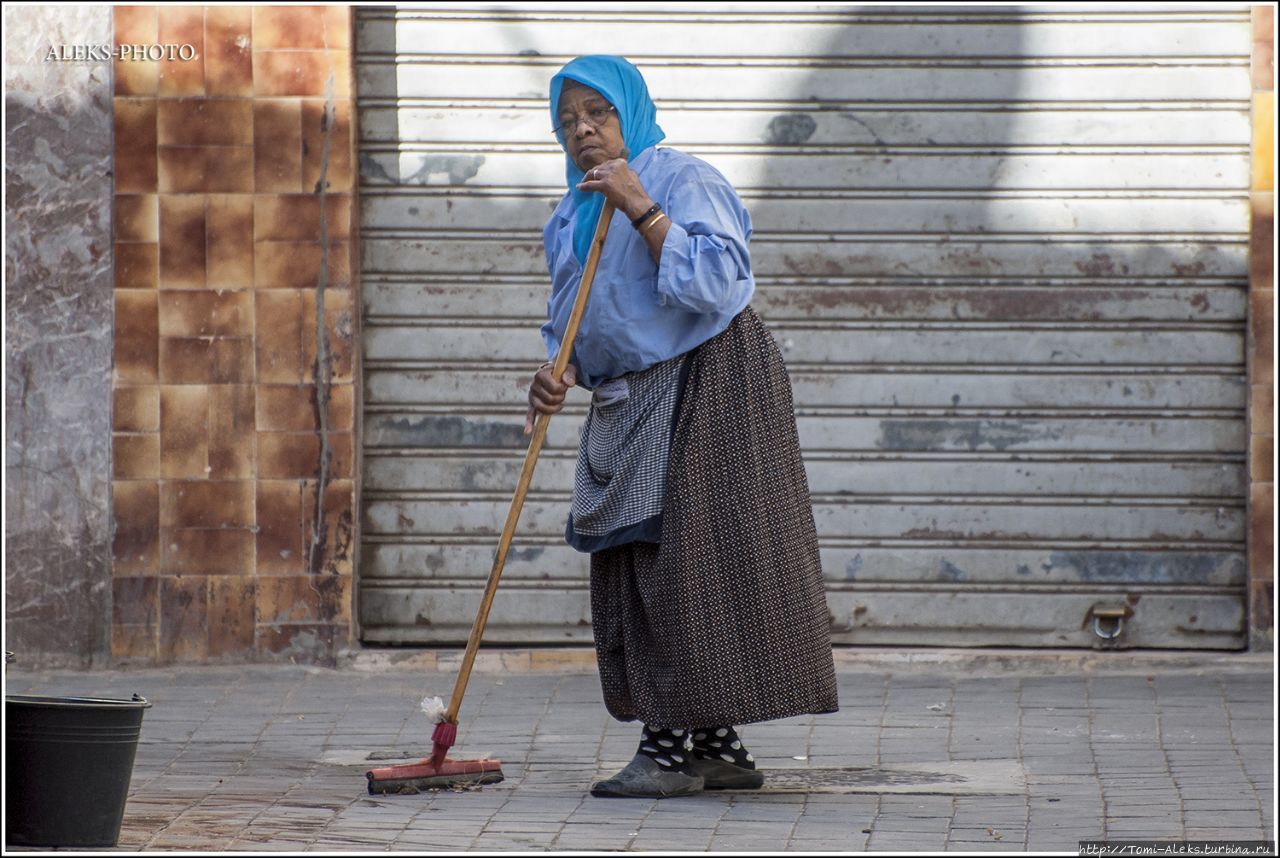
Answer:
[{"xmin": 444, "ymin": 200, "xmax": 616, "ymax": 724}]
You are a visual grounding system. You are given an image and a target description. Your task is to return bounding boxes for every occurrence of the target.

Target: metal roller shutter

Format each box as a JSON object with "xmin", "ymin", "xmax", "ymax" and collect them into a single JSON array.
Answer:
[{"xmin": 355, "ymin": 5, "xmax": 1252, "ymax": 648}]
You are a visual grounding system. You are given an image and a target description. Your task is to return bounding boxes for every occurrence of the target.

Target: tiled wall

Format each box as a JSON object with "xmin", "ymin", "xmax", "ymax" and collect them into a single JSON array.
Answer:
[
  {"xmin": 1248, "ymin": 5, "xmax": 1275, "ymax": 649},
  {"xmin": 111, "ymin": 6, "xmax": 358, "ymax": 664}
]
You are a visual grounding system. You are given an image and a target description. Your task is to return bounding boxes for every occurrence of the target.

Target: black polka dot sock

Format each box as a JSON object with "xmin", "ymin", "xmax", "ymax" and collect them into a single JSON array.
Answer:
[
  {"xmin": 636, "ymin": 725, "xmax": 695, "ymax": 774},
  {"xmin": 692, "ymin": 725, "xmax": 756, "ymax": 769}
]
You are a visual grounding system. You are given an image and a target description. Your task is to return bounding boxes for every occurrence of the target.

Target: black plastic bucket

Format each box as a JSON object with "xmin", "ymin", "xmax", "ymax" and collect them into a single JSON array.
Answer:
[{"xmin": 5, "ymin": 693, "xmax": 151, "ymax": 847}]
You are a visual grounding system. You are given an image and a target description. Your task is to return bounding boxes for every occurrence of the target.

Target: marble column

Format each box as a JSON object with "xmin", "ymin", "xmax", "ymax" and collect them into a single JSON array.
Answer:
[{"xmin": 4, "ymin": 6, "xmax": 115, "ymax": 667}]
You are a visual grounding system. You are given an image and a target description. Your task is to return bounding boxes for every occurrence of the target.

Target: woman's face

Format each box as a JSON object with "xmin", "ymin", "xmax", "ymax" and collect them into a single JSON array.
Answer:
[{"xmin": 557, "ymin": 81, "xmax": 624, "ymax": 172}]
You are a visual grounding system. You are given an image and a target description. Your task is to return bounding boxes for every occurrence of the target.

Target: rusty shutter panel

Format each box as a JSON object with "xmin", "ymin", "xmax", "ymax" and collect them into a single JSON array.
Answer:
[{"xmin": 356, "ymin": 5, "xmax": 1250, "ymax": 648}]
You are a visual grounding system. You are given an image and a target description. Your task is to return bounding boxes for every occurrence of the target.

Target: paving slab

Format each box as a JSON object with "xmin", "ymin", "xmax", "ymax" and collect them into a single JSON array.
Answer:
[{"xmin": 2, "ymin": 648, "xmax": 1274, "ymax": 852}]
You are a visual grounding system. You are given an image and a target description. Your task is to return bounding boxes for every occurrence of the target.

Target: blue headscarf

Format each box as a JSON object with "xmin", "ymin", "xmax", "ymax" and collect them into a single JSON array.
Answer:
[{"xmin": 549, "ymin": 56, "xmax": 665, "ymax": 262}]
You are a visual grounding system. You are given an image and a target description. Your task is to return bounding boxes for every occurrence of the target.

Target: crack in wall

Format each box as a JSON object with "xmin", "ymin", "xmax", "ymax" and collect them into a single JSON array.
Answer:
[{"xmin": 307, "ymin": 68, "xmax": 337, "ymax": 577}]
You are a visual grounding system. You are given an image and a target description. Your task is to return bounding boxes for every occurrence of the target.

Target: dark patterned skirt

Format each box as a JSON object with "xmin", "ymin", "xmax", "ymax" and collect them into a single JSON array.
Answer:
[{"xmin": 589, "ymin": 305, "xmax": 839, "ymax": 727}]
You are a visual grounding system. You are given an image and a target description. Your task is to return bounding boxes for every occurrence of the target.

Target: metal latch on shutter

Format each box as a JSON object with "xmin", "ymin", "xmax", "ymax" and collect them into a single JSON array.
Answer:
[{"xmin": 1086, "ymin": 604, "xmax": 1133, "ymax": 644}]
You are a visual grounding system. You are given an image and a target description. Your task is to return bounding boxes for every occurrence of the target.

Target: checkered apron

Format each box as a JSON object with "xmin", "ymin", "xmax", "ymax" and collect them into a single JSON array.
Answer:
[
  {"xmin": 567, "ymin": 351, "xmax": 690, "ymax": 550},
  {"xmin": 588, "ymin": 306, "xmax": 840, "ymax": 728}
]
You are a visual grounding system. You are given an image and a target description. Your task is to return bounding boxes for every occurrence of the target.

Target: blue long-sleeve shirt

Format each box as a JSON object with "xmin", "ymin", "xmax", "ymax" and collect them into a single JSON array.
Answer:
[{"xmin": 541, "ymin": 146, "xmax": 755, "ymax": 390}]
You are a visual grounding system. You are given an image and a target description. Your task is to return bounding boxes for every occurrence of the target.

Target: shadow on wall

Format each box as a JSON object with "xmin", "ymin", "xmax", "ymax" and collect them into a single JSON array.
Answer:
[
  {"xmin": 749, "ymin": 7, "xmax": 1248, "ymax": 646},
  {"xmin": 743, "ymin": 6, "xmax": 1248, "ymax": 646},
  {"xmin": 4, "ymin": 5, "xmax": 115, "ymax": 668},
  {"xmin": 351, "ymin": 6, "xmax": 1250, "ymax": 647}
]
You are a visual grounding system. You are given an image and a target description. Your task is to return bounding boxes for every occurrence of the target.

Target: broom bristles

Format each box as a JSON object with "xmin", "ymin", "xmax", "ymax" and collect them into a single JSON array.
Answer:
[{"xmin": 430, "ymin": 720, "xmax": 457, "ymax": 768}]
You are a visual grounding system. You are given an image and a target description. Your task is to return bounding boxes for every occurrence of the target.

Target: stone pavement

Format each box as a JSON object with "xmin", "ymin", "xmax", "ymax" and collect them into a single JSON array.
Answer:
[{"xmin": 4, "ymin": 648, "xmax": 1275, "ymax": 852}]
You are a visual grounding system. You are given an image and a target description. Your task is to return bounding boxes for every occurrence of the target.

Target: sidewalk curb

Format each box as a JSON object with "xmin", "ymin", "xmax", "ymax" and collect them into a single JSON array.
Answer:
[{"xmin": 342, "ymin": 646, "xmax": 1275, "ymax": 675}]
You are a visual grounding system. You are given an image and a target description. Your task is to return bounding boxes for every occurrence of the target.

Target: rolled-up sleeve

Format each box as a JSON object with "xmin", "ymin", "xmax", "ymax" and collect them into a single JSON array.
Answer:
[
  {"xmin": 540, "ymin": 314, "xmax": 559, "ymax": 363},
  {"xmin": 654, "ymin": 169, "xmax": 754, "ymax": 315}
]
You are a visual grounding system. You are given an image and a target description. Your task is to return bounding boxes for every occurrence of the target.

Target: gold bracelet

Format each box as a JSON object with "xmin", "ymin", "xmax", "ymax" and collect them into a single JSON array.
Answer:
[{"xmin": 639, "ymin": 211, "xmax": 668, "ymax": 236}]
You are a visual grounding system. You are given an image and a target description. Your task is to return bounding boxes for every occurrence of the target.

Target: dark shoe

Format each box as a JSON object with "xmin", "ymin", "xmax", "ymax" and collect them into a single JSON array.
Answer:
[
  {"xmin": 590, "ymin": 754, "xmax": 704, "ymax": 798},
  {"xmin": 689, "ymin": 756, "xmax": 765, "ymax": 790}
]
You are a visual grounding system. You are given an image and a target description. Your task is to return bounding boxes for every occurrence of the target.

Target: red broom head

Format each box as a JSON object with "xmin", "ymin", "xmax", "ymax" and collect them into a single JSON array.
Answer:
[{"xmin": 430, "ymin": 720, "xmax": 457, "ymax": 768}]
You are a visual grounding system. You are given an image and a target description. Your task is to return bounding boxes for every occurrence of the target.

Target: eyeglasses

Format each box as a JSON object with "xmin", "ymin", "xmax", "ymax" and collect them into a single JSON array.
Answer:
[{"xmin": 552, "ymin": 105, "xmax": 617, "ymax": 138}]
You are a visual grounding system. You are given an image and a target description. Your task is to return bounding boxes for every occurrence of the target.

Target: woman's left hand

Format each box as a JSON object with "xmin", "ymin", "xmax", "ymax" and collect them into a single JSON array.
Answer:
[{"xmin": 576, "ymin": 158, "xmax": 654, "ymax": 222}]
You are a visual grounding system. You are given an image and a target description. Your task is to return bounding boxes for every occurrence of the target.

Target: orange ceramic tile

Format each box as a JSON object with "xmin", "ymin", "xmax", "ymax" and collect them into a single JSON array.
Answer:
[
  {"xmin": 1251, "ymin": 192, "xmax": 1274, "ymax": 292},
  {"xmin": 115, "ymin": 52, "xmax": 161, "ymax": 98},
  {"xmin": 114, "ymin": 386, "xmax": 160, "ymax": 432},
  {"xmin": 1254, "ymin": 93, "xmax": 1274, "ymax": 193},
  {"xmin": 112, "ymin": 576, "xmax": 160, "ymax": 627},
  {"xmin": 208, "ymin": 575, "xmax": 257, "ymax": 656},
  {"xmin": 301, "ymin": 98, "xmax": 353, "ymax": 193},
  {"xmin": 116, "ymin": 194, "xmax": 159, "ymax": 243},
  {"xmin": 328, "ymin": 384, "xmax": 355, "ymax": 431},
  {"xmin": 1256, "ymin": 5, "xmax": 1276, "ymax": 41},
  {"xmin": 302, "ymin": 288, "xmax": 354, "ymax": 384},
  {"xmin": 1251, "ymin": 433, "xmax": 1275, "ymax": 483},
  {"xmin": 253, "ymin": 99, "xmax": 303, "ymax": 193},
  {"xmin": 114, "ymin": 290, "xmax": 159, "ymax": 384},
  {"xmin": 1251, "ymin": 290, "xmax": 1274, "ymax": 387},
  {"xmin": 114, "ymin": 433, "xmax": 161, "ymax": 480},
  {"xmin": 254, "ymin": 241, "xmax": 349, "ymax": 290},
  {"xmin": 159, "ymin": 385, "xmax": 208, "ymax": 478},
  {"xmin": 114, "ymin": 7, "xmax": 159, "ymax": 96},
  {"xmin": 300, "ymin": 477, "xmax": 355, "ymax": 576},
  {"xmin": 261, "ymin": 433, "xmax": 351, "ymax": 482},
  {"xmin": 158, "ymin": 290, "xmax": 253, "ymax": 338},
  {"xmin": 159, "ymin": 576, "xmax": 209, "ymax": 661},
  {"xmin": 158, "ymin": 146, "xmax": 254, "ymax": 194},
  {"xmin": 159, "ymin": 336, "xmax": 255, "ymax": 384},
  {"xmin": 255, "ymin": 290, "xmax": 306, "ymax": 382},
  {"xmin": 254, "ymin": 194, "xmax": 350, "ymax": 241},
  {"xmin": 1253, "ymin": 383, "xmax": 1274, "ymax": 435},
  {"xmin": 157, "ymin": 6, "xmax": 206, "ymax": 97},
  {"xmin": 115, "ymin": 6, "xmax": 159, "ymax": 49},
  {"xmin": 254, "ymin": 241, "xmax": 321, "ymax": 290},
  {"xmin": 257, "ymin": 385, "xmax": 316, "ymax": 432},
  {"xmin": 270, "ymin": 432, "xmax": 350, "ymax": 481},
  {"xmin": 337, "ymin": 250, "xmax": 357, "ymax": 295},
  {"xmin": 208, "ymin": 385, "xmax": 256, "ymax": 479},
  {"xmin": 1250, "ymin": 483, "xmax": 1274, "ymax": 573},
  {"xmin": 161, "ymin": 479, "xmax": 255, "ymax": 529},
  {"xmin": 205, "ymin": 6, "xmax": 254, "ymax": 97},
  {"xmin": 159, "ymin": 195, "xmax": 206, "ymax": 289},
  {"xmin": 257, "ymin": 480, "xmax": 305, "ymax": 575},
  {"xmin": 254, "ymin": 6, "xmax": 332, "ymax": 50},
  {"xmin": 112, "ymin": 480, "xmax": 160, "ymax": 575},
  {"xmin": 326, "ymin": 432, "xmax": 354, "ymax": 480},
  {"xmin": 256, "ymin": 575, "xmax": 348, "ymax": 625},
  {"xmin": 1256, "ymin": 38, "xmax": 1275, "ymax": 92},
  {"xmin": 251, "ymin": 50, "xmax": 351, "ymax": 99},
  {"xmin": 158, "ymin": 98, "xmax": 253, "ymax": 147},
  {"xmin": 114, "ymin": 98, "xmax": 158, "ymax": 193},
  {"xmin": 112, "ymin": 624, "xmax": 159, "ymax": 660},
  {"xmin": 256, "ymin": 384, "xmax": 352, "ymax": 432},
  {"xmin": 257, "ymin": 431, "xmax": 323, "ymax": 480},
  {"xmin": 255, "ymin": 624, "xmax": 346, "ymax": 662},
  {"xmin": 115, "ymin": 243, "xmax": 159, "ymax": 290},
  {"xmin": 1249, "ymin": 580, "xmax": 1274, "ymax": 637},
  {"xmin": 322, "ymin": 5, "xmax": 352, "ymax": 50},
  {"xmin": 163, "ymin": 528, "xmax": 255, "ymax": 575},
  {"xmin": 1255, "ymin": 7, "xmax": 1275, "ymax": 90},
  {"xmin": 207, "ymin": 194, "xmax": 255, "ymax": 289}
]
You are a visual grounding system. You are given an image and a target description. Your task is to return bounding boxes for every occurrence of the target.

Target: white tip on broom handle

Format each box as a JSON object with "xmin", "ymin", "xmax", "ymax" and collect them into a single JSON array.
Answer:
[{"xmin": 444, "ymin": 200, "xmax": 616, "ymax": 725}]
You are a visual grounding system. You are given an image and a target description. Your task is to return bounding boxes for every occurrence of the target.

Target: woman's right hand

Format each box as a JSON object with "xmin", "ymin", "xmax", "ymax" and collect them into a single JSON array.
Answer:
[{"xmin": 524, "ymin": 362, "xmax": 578, "ymax": 434}]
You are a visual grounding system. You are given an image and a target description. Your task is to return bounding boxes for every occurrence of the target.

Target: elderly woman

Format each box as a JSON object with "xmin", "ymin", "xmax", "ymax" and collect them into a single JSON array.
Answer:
[{"xmin": 524, "ymin": 55, "xmax": 838, "ymax": 799}]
